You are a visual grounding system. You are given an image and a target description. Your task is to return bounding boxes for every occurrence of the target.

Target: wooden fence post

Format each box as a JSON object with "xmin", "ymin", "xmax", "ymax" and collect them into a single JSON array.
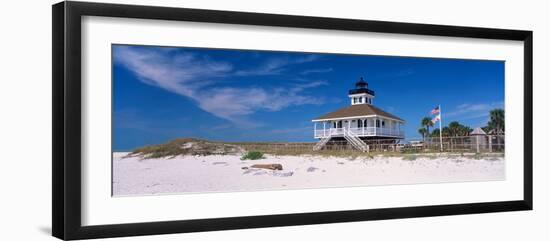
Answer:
[
  {"xmin": 476, "ymin": 136, "xmax": 480, "ymax": 153},
  {"xmin": 489, "ymin": 136, "xmax": 493, "ymax": 152}
]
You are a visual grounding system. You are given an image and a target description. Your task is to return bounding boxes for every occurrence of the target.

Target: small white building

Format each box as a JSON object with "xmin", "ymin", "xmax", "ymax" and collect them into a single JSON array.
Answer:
[
  {"xmin": 470, "ymin": 127, "xmax": 488, "ymax": 153},
  {"xmin": 312, "ymin": 77, "xmax": 405, "ymax": 151}
]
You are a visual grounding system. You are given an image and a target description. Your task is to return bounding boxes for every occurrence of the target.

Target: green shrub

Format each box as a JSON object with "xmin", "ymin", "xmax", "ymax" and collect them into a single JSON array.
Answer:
[
  {"xmin": 241, "ymin": 151, "xmax": 264, "ymax": 160},
  {"xmin": 401, "ymin": 148, "xmax": 420, "ymax": 154},
  {"xmin": 473, "ymin": 153, "xmax": 484, "ymax": 160},
  {"xmin": 402, "ymin": 154, "xmax": 417, "ymax": 161}
]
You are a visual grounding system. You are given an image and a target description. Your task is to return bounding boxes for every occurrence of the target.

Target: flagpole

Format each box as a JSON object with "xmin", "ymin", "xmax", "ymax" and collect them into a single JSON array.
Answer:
[{"xmin": 439, "ymin": 104, "xmax": 443, "ymax": 152}]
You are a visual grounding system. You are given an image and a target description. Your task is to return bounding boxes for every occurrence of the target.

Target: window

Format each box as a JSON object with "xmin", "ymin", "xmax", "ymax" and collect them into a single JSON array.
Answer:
[
  {"xmin": 382, "ymin": 121, "xmax": 385, "ymax": 127},
  {"xmin": 359, "ymin": 97, "xmax": 363, "ymax": 103},
  {"xmin": 358, "ymin": 120, "xmax": 363, "ymax": 128},
  {"xmin": 376, "ymin": 120, "xmax": 380, "ymax": 127},
  {"xmin": 353, "ymin": 97, "xmax": 357, "ymax": 103}
]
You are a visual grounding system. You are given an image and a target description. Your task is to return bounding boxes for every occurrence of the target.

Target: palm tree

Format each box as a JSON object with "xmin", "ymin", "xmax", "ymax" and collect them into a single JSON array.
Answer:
[
  {"xmin": 421, "ymin": 117, "xmax": 434, "ymax": 136},
  {"xmin": 488, "ymin": 108, "xmax": 505, "ymax": 133},
  {"xmin": 461, "ymin": 125, "xmax": 473, "ymax": 136},
  {"xmin": 441, "ymin": 127, "xmax": 451, "ymax": 137},
  {"xmin": 418, "ymin": 127, "xmax": 428, "ymax": 141},
  {"xmin": 447, "ymin": 121, "xmax": 458, "ymax": 136},
  {"xmin": 430, "ymin": 128, "xmax": 440, "ymax": 138},
  {"xmin": 447, "ymin": 121, "xmax": 472, "ymax": 136}
]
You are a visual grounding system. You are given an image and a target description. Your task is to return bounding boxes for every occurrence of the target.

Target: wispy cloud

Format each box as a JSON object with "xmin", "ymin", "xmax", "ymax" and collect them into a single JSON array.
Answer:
[
  {"xmin": 290, "ymin": 80, "xmax": 328, "ymax": 92},
  {"xmin": 373, "ymin": 68, "xmax": 414, "ymax": 80},
  {"xmin": 446, "ymin": 102, "xmax": 504, "ymax": 121},
  {"xmin": 234, "ymin": 55, "xmax": 321, "ymax": 76},
  {"xmin": 385, "ymin": 106, "xmax": 396, "ymax": 113},
  {"xmin": 114, "ymin": 46, "xmax": 325, "ymax": 127},
  {"xmin": 300, "ymin": 68, "xmax": 333, "ymax": 75}
]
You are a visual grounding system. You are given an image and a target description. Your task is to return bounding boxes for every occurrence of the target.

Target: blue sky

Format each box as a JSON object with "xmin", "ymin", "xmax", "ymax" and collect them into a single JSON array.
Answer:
[{"xmin": 113, "ymin": 44, "xmax": 504, "ymax": 151}]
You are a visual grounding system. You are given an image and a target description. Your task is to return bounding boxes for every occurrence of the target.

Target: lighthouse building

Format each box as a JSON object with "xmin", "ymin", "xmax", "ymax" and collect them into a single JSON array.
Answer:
[{"xmin": 312, "ymin": 77, "xmax": 405, "ymax": 151}]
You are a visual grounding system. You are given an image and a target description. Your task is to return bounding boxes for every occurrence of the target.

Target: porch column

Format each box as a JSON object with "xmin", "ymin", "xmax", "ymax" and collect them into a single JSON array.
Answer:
[
  {"xmin": 476, "ymin": 135, "xmax": 480, "ymax": 153},
  {"xmin": 314, "ymin": 122, "xmax": 317, "ymax": 137},
  {"xmin": 398, "ymin": 122, "xmax": 401, "ymax": 136},
  {"xmin": 362, "ymin": 118, "xmax": 365, "ymax": 135},
  {"xmin": 323, "ymin": 122, "xmax": 326, "ymax": 137},
  {"xmin": 382, "ymin": 118, "xmax": 385, "ymax": 135},
  {"xmin": 374, "ymin": 117, "xmax": 377, "ymax": 135},
  {"xmin": 488, "ymin": 136, "xmax": 493, "ymax": 152}
]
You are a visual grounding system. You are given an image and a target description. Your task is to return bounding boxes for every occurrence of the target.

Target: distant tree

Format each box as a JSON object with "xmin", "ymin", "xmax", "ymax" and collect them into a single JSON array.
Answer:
[
  {"xmin": 448, "ymin": 121, "xmax": 461, "ymax": 136},
  {"xmin": 447, "ymin": 121, "xmax": 472, "ymax": 137},
  {"xmin": 463, "ymin": 126, "xmax": 473, "ymax": 136},
  {"xmin": 430, "ymin": 128, "xmax": 440, "ymax": 138},
  {"xmin": 421, "ymin": 117, "xmax": 434, "ymax": 136},
  {"xmin": 418, "ymin": 127, "xmax": 428, "ymax": 141},
  {"xmin": 441, "ymin": 127, "xmax": 451, "ymax": 137},
  {"xmin": 487, "ymin": 108, "xmax": 505, "ymax": 133}
]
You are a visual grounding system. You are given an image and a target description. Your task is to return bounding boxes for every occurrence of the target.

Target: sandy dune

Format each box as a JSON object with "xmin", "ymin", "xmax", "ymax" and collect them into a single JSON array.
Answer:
[{"xmin": 112, "ymin": 152, "xmax": 504, "ymax": 196}]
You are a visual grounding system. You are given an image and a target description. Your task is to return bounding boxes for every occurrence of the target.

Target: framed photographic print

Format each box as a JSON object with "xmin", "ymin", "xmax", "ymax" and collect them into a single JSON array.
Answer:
[{"xmin": 52, "ymin": 1, "xmax": 533, "ymax": 240}]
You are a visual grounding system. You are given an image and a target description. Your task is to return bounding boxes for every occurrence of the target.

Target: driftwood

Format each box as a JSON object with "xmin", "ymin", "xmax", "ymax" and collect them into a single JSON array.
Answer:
[{"xmin": 250, "ymin": 164, "xmax": 283, "ymax": 171}]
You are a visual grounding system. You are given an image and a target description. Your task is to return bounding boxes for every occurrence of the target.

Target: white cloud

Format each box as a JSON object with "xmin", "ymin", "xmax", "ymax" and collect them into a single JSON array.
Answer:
[
  {"xmin": 446, "ymin": 102, "xmax": 504, "ymax": 121},
  {"xmin": 300, "ymin": 68, "xmax": 333, "ymax": 75},
  {"xmin": 234, "ymin": 54, "xmax": 321, "ymax": 76},
  {"xmin": 114, "ymin": 46, "xmax": 232, "ymax": 97},
  {"xmin": 289, "ymin": 80, "xmax": 328, "ymax": 92},
  {"xmin": 114, "ymin": 46, "xmax": 325, "ymax": 127}
]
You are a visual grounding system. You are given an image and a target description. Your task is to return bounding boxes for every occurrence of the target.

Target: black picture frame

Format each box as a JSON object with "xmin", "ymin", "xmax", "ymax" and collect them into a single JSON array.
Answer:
[{"xmin": 52, "ymin": 1, "xmax": 533, "ymax": 240}]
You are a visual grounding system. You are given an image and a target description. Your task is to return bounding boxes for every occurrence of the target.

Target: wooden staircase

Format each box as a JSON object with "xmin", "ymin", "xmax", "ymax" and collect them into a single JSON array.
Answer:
[
  {"xmin": 343, "ymin": 129, "xmax": 368, "ymax": 152},
  {"xmin": 313, "ymin": 136, "xmax": 331, "ymax": 151},
  {"xmin": 313, "ymin": 129, "xmax": 369, "ymax": 152}
]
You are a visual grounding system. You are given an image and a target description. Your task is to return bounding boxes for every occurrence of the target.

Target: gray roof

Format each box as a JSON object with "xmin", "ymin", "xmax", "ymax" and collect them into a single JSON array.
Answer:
[{"xmin": 470, "ymin": 127, "xmax": 487, "ymax": 135}]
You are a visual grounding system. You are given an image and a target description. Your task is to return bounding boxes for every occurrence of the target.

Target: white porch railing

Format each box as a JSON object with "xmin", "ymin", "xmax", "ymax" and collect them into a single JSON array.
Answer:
[{"xmin": 314, "ymin": 127, "xmax": 404, "ymax": 138}]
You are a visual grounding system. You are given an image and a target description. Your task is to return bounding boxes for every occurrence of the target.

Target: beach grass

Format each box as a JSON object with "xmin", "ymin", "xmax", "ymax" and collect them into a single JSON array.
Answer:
[
  {"xmin": 130, "ymin": 138, "xmax": 244, "ymax": 159},
  {"xmin": 129, "ymin": 138, "xmax": 504, "ymax": 160}
]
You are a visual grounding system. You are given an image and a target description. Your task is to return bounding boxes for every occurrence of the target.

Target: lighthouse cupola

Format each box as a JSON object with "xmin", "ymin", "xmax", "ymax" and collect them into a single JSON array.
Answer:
[{"xmin": 348, "ymin": 77, "xmax": 375, "ymax": 105}]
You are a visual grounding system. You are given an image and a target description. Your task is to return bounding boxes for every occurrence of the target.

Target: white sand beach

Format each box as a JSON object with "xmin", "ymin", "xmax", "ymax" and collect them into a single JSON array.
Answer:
[{"xmin": 112, "ymin": 152, "xmax": 504, "ymax": 196}]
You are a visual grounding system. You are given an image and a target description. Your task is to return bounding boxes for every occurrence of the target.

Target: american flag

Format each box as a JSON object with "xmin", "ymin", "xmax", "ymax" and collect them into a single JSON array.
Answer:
[
  {"xmin": 431, "ymin": 114, "xmax": 441, "ymax": 124},
  {"xmin": 430, "ymin": 106, "xmax": 440, "ymax": 115},
  {"xmin": 430, "ymin": 105, "xmax": 443, "ymax": 151}
]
